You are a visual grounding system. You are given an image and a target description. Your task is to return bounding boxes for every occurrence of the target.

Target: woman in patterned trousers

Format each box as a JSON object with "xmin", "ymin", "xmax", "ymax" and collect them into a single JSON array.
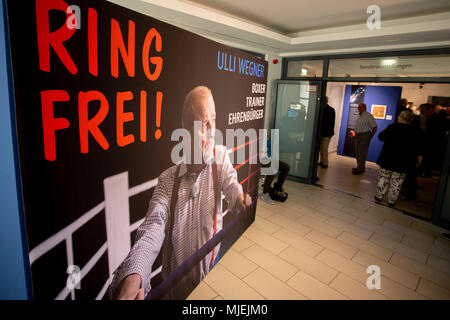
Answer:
[
  {"xmin": 375, "ymin": 168, "xmax": 406, "ymax": 206},
  {"xmin": 375, "ymin": 111, "xmax": 424, "ymax": 206}
]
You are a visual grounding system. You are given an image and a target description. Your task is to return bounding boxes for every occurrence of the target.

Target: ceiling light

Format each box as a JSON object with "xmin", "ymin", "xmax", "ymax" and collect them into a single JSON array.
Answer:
[{"xmin": 381, "ymin": 59, "xmax": 397, "ymax": 66}]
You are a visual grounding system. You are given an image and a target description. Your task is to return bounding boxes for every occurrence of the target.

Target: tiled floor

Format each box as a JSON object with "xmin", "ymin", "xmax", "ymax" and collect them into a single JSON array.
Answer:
[
  {"xmin": 316, "ymin": 152, "xmax": 438, "ymax": 220},
  {"xmin": 187, "ymin": 179, "xmax": 450, "ymax": 300}
]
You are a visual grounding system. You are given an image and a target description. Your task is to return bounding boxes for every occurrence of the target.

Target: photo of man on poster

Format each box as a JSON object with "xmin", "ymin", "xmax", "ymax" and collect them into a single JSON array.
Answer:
[{"xmin": 109, "ymin": 86, "xmax": 252, "ymax": 300}]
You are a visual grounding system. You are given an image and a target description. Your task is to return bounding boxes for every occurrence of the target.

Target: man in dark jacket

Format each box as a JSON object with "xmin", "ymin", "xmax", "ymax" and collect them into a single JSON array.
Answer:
[
  {"xmin": 318, "ymin": 96, "xmax": 335, "ymax": 168},
  {"xmin": 395, "ymin": 98, "xmax": 410, "ymax": 118}
]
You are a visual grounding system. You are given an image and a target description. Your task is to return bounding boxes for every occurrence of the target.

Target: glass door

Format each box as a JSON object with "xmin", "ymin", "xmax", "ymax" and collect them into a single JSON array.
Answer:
[
  {"xmin": 432, "ymin": 137, "xmax": 450, "ymax": 229},
  {"xmin": 271, "ymin": 80, "xmax": 322, "ymax": 183}
]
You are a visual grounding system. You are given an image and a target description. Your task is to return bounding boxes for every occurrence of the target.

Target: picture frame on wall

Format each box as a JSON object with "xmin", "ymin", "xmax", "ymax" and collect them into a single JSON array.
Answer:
[{"xmin": 371, "ymin": 104, "xmax": 387, "ymax": 119}]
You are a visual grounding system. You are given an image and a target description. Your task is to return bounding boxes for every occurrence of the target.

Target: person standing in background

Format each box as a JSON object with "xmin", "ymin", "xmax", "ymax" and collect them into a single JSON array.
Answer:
[
  {"xmin": 319, "ymin": 96, "xmax": 336, "ymax": 168},
  {"xmin": 352, "ymin": 103, "xmax": 377, "ymax": 175},
  {"xmin": 396, "ymin": 98, "xmax": 410, "ymax": 118},
  {"xmin": 420, "ymin": 104, "xmax": 438, "ymax": 178},
  {"xmin": 375, "ymin": 111, "xmax": 424, "ymax": 206},
  {"xmin": 418, "ymin": 104, "xmax": 428, "ymax": 134},
  {"xmin": 401, "ymin": 106, "xmax": 423, "ymax": 201}
]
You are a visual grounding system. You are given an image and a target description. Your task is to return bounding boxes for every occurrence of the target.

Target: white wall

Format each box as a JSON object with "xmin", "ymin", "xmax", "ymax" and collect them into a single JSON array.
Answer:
[
  {"xmin": 325, "ymin": 82, "xmax": 345, "ymax": 152},
  {"xmin": 264, "ymin": 54, "xmax": 282, "ymax": 129},
  {"xmin": 392, "ymin": 83, "xmax": 450, "ymax": 107}
]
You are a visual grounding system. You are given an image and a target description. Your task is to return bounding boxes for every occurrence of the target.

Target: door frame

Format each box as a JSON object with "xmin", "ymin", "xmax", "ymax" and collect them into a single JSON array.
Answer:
[
  {"xmin": 323, "ymin": 79, "xmax": 450, "ymax": 224},
  {"xmin": 432, "ymin": 136, "xmax": 450, "ymax": 229},
  {"xmin": 280, "ymin": 49, "xmax": 450, "ymax": 228},
  {"xmin": 270, "ymin": 79, "xmax": 324, "ymax": 184}
]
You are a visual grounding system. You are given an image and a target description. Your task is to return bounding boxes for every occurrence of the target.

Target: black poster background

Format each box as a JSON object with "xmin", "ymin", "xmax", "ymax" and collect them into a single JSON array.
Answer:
[
  {"xmin": 6, "ymin": 0, "xmax": 267, "ymax": 299},
  {"xmin": 342, "ymin": 85, "xmax": 366, "ymax": 157}
]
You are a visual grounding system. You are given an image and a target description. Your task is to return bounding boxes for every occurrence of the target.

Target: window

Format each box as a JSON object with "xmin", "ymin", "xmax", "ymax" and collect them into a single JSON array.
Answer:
[{"xmin": 286, "ymin": 60, "xmax": 323, "ymax": 78}]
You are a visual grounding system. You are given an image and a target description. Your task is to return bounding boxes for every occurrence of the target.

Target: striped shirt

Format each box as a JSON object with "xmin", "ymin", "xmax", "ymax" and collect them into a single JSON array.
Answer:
[
  {"xmin": 110, "ymin": 145, "xmax": 243, "ymax": 299},
  {"xmin": 355, "ymin": 111, "xmax": 377, "ymax": 133}
]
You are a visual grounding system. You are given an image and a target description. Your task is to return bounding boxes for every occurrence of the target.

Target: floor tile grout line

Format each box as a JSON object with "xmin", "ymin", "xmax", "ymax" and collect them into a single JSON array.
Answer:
[
  {"xmin": 304, "ymin": 230, "xmax": 360, "ymax": 259},
  {"xmin": 285, "ymin": 268, "xmax": 345, "ymax": 299},
  {"xmin": 254, "ymin": 180, "xmax": 447, "ymax": 300},
  {"xmin": 234, "ymin": 261, "xmax": 260, "ymax": 280},
  {"xmin": 396, "ymin": 234, "xmax": 447, "ymax": 256},
  {"xmin": 302, "ymin": 228, "xmax": 315, "ymax": 238},
  {"xmin": 332, "ymin": 224, "xmax": 374, "ymax": 242},
  {"xmin": 251, "ymin": 218, "xmax": 283, "ymax": 236},
  {"xmin": 314, "ymin": 247, "xmax": 326, "ymax": 259},
  {"xmin": 399, "ymin": 233, "xmax": 406, "ymax": 243},
  {"xmin": 326, "ymin": 273, "xmax": 356, "ymax": 301},
  {"xmin": 382, "ymin": 220, "xmax": 437, "ymax": 242},
  {"xmin": 274, "ymin": 237, "xmax": 324, "ymax": 259},
  {"xmin": 240, "ymin": 268, "xmax": 272, "ymax": 301},
  {"xmin": 198, "ymin": 278, "xmax": 221, "ymax": 300},
  {"xmin": 387, "ymin": 250, "xmax": 395, "ymax": 263},
  {"xmin": 245, "ymin": 226, "xmax": 291, "ymax": 250},
  {"xmin": 411, "ymin": 220, "xmax": 450, "ymax": 235},
  {"xmin": 297, "ymin": 216, "xmax": 344, "ymax": 238},
  {"xmin": 241, "ymin": 243, "xmax": 300, "ymax": 281},
  {"xmin": 327, "ymin": 271, "xmax": 341, "ymax": 286},
  {"xmin": 217, "ymin": 263, "xmax": 265, "ymax": 299},
  {"xmin": 335, "ymin": 230, "xmax": 345, "ymax": 239},
  {"xmin": 415, "ymin": 277, "xmax": 422, "ymax": 292},
  {"xmin": 389, "ymin": 254, "xmax": 450, "ymax": 291},
  {"xmin": 266, "ymin": 218, "xmax": 313, "ymax": 238},
  {"xmin": 323, "ymin": 255, "xmax": 425, "ymax": 299},
  {"xmin": 284, "ymin": 268, "xmax": 300, "ymax": 284},
  {"xmin": 369, "ymin": 232, "xmax": 432, "ymax": 265},
  {"xmin": 276, "ymin": 246, "xmax": 342, "ymax": 287},
  {"xmin": 425, "ymin": 253, "xmax": 431, "ymax": 265},
  {"xmin": 350, "ymin": 249, "xmax": 423, "ymax": 292},
  {"xmin": 354, "ymin": 219, "xmax": 403, "ymax": 239},
  {"xmin": 196, "ymin": 280, "xmax": 220, "ymax": 300},
  {"xmin": 239, "ymin": 242, "xmax": 257, "ymax": 256},
  {"xmin": 275, "ymin": 245, "xmax": 317, "ymax": 272},
  {"xmin": 284, "ymin": 278, "xmax": 314, "ymax": 300},
  {"xmin": 351, "ymin": 249, "xmax": 360, "ymax": 260}
]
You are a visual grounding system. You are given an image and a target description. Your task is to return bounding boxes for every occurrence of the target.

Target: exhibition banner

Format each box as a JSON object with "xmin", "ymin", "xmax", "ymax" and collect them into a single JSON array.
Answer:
[
  {"xmin": 342, "ymin": 85, "xmax": 366, "ymax": 156},
  {"xmin": 6, "ymin": 0, "xmax": 267, "ymax": 299}
]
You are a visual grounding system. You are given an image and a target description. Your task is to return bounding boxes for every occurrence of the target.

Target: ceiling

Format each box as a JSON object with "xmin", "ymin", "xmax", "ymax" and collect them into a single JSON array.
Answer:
[
  {"xmin": 108, "ymin": 0, "xmax": 450, "ymax": 56},
  {"xmin": 185, "ymin": 0, "xmax": 450, "ymax": 34}
]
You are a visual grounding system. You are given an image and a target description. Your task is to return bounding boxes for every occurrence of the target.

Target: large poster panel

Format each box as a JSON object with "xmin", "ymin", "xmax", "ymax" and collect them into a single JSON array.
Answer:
[
  {"xmin": 6, "ymin": 0, "xmax": 267, "ymax": 299},
  {"xmin": 342, "ymin": 85, "xmax": 366, "ymax": 157}
]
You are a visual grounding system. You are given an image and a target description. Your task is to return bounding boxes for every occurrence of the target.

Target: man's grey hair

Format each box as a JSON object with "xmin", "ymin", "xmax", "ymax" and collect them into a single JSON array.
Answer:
[
  {"xmin": 358, "ymin": 102, "xmax": 367, "ymax": 109},
  {"xmin": 182, "ymin": 86, "xmax": 213, "ymax": 129}
]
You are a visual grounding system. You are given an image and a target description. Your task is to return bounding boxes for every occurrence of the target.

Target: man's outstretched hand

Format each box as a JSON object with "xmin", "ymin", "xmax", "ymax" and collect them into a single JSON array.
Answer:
[
  {"xmin": 117, "ymin": 273, "xmax": 144, "ymax": 300},
  {"xmin": 236, "ymin": 193, "xmax": 252, "ymax": 213}
]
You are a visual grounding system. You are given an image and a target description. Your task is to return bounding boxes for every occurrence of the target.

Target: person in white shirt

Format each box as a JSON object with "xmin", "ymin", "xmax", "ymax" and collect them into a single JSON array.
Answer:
[{"xmin": 352, "ymin": 103, "xmax": 377, "ymax": 174}]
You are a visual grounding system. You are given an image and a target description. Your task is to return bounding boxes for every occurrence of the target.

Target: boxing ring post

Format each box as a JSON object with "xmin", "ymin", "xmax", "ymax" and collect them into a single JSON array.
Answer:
[{"xmin": 103, "ymin": 172, "xmax": 132, "ymax": 279}]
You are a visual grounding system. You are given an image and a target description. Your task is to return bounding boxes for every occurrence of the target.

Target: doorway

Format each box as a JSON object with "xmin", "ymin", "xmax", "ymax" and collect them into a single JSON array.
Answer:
[
  {"xmin": 272, "ymin": 80, "xmax": 322, "ymax": 184},
  {"xmin": 317, "ymin": 81, "xmax": 450, "ymax": 220}
]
